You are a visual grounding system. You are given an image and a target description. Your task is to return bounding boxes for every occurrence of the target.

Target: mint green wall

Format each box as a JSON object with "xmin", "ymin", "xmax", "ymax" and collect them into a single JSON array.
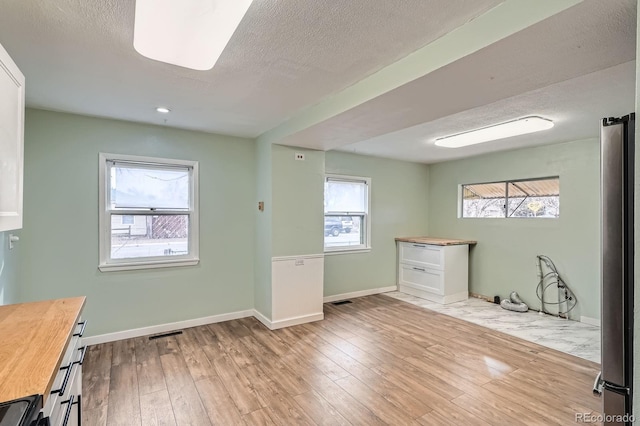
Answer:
[
  {"xmin": 428, "ymin": 139, "xmax": 600, "ymax": 320},
  {"xmin": 324, "ymin": 151, "xmax": 429, "ymax": 296},
  {"xmin": 272, "ymin": 144, "xmax": 325, "ymax": 257},
  {"xmin": 12, "ymin": 109, "xmax": 604, "ymax": 334},
  {"xmin": 254, "ymin": 138, "xmax": 273, "ymax": 318},
  {"xmin": 21, "ymin": 109, "xmax": 256, "ymax": 336},
  {"xmin": 0, "ymin": 231, "xmax": 20, "ymax": 305}
]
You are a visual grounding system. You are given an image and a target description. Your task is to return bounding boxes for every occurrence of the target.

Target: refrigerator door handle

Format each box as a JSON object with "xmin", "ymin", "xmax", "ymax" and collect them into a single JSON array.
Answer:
[
  {"xmin": 593, "ymin": 371, "xmax": 603, "ymax": 396},
  {"xmin": 603, "ymin": 381, "xmax": 631, "ymax": 395}
]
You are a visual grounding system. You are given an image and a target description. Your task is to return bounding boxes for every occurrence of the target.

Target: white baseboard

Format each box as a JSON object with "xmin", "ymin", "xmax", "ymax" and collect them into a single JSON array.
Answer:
[
  {"xmin": 323, "ymin": 285, "xmax": 397, "ymax": 303},
  {"xmin": 82, "ymin": 309, "xmax": 255, "ymax": 346},
  {"xmin": 271, "ymin": 313, "xmax": 324, "ymax": 329},
  {"xmin": 580, "ymin": 316, "xmax": 600, "ymax": 327},
  {"xmin": 84, "ymin": 286, "xmax": 400, "ymax": 346},
  {"xmin": 252, "ymin": 309, "xmax": 324, "ymax": 330},
  {"xmin": 252, "ymin": 309, "xmax": 272, "ymax": 329}
]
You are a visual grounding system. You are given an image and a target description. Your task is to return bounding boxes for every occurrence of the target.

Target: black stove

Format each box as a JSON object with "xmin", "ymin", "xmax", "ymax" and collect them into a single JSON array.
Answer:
[{"xmin": 0, "ymin": 395, "xmax": 46, "ymax": 426}]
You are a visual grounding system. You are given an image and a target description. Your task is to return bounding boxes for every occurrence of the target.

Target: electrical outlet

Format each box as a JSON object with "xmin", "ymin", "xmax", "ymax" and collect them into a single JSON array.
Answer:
[{"xmin": 295, "ymin": 153, "xmax": 305, "ymax": 161}]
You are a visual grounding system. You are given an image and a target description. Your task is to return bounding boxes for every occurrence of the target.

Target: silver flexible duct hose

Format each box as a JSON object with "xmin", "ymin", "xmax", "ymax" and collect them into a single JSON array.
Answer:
[{"xmin": 500, "ymin": 291, "xmax": 529, "ymax": 312}]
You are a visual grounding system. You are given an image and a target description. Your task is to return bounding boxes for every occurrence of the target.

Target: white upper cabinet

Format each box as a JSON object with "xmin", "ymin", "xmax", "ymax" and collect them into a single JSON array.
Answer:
[{"xmin": 0, "ymin": 42, "xmax": 24, "ymax": 232}]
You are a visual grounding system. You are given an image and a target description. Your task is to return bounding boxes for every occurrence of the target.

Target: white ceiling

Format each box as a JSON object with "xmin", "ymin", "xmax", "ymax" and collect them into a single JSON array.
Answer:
[
  {"xmin": 338, "ymin": 60, "xmax": 636, "ymax": 163},
  {"xmin": 0, "ymin": 0, "xmax": 502, "ymax": 137},
  {"xmin": 0, "ymin": 0, "xmax": 636, "ymax": 164},
  {"xmin": 276, "ymin": 0, "xmax": 636, "ymax": 154}
]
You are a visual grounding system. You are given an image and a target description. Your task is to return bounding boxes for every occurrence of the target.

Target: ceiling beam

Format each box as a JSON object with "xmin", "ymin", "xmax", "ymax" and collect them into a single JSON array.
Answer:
[{"xmin": 257, "ymin": 0, "xmax": 582, "ymax": 147}]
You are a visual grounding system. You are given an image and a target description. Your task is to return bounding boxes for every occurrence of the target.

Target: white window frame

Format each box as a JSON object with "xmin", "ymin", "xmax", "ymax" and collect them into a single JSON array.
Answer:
[
  {"xmin": 98, "ymin": 153, "xmax": 199, "ymax": 272},
  {"xmin": 324, "ymin": 174, "xmax": 371, "ymax": 254}
]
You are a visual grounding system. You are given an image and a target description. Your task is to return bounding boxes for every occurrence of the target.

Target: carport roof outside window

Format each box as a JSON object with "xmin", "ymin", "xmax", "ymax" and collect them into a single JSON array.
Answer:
[{"xmin": 133, "ymin": 0, "xmax": 253, "ymax": 71}]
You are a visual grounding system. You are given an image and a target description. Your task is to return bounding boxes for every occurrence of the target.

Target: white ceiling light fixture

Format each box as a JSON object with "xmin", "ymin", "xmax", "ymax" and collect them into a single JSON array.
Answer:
[
  {"xmin": 156, "ymin": 107, "xmax": 171, "ymax": 113},
  {"xmin": 134, "ymin": 0, "xmax": 254, "ymax": 71},
  {"xmin": 434, "ymin": 116, "xmax": 555, "ymax": 148}
]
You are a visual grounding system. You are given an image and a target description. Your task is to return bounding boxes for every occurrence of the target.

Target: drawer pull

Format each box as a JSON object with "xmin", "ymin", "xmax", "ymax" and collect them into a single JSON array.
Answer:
[
  {"xmin": 412, "ymin": 267, "xmax": 426, "ymax": 272},
  {"xmin": 60, "ymin": 394, "xmax": 79, "ymax": 426},
  {"xmin": 51, "ymin": 362, "xmax": 73, "ymax": 396},
  {"xmin": 77, "ymin": 395, "xmax": 82, "ymax": 426},
  {"xmin": 73, "ymin": 320, "xmax": 87, "ymax": 337},
  {"xmin": 412, "ymin": 244, "xmax": 426, "ymax": 248},
  {"xmin": 75, "ymin": 346, "xmax": 88, "ymax": 365}
]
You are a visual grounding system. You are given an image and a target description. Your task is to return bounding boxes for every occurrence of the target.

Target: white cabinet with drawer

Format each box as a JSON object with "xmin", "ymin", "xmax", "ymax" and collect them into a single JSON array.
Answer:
[
  {"xmin": 399, "ymin": 243, "xmax": 444, "ymax": 270},
  {"xmin": 44, "ymin": 318, "xmax": 87, "ymax": 426},
  {"xmin": 397, "ymin": 241, "xmax": 471, "ymax": 304},
  {"xmin": 0, "ymin": 39, "xmax": 25, "ymax": 232}
]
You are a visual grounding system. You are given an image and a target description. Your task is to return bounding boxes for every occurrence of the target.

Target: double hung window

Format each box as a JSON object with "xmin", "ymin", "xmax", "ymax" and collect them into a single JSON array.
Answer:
[
  {"xmin": 98, "ymin": 153, "xmax": 199, "ymax": 271},
  {"xmin": 324, "ymin": 175, "xmax": 371, "ymax": 252}
]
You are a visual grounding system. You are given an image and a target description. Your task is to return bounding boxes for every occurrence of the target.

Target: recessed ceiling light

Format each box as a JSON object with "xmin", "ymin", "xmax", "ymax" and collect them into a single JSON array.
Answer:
[
  {"xmin": 434, "ymin": 116, "xmax": 555, "ymax": 148},
  {"xmin": 133, "ymin": 0, "xmax": 254, "ymax": 71},
  {"xmin": 156, "ymin": 107, "xmax": 171, "ymax": 114}
]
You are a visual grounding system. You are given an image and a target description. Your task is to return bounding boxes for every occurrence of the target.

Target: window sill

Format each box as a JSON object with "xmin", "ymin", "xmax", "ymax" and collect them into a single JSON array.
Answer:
[
  {"xmin": 459, "ymin": 217, "xmax": 559, "ymax": 220},
  {"xmin": 324, "ymin": 248, "xmax": 371, "ymax": 256},
  {"xmin": 99, "ymin": 259, "xmax": 199, "ymax": 272}
]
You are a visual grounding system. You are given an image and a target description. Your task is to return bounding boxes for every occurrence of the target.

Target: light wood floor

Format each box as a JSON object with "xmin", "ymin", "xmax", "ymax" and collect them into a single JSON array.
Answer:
[{"xmin": 82, "ymin": 294, "xmax": 602, "ymax": 425}]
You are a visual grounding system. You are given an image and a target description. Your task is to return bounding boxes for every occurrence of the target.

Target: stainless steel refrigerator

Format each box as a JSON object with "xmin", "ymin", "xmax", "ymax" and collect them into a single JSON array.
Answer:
[{"xmin": 595, "ymin": 113, "xmax": 635, "ymax": 424}]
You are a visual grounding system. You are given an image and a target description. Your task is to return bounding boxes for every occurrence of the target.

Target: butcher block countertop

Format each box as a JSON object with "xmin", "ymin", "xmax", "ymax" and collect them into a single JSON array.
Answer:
[
  {"xmin": 395, "ymin": 236, "xmax": 477, "ymax": 246},
  {"xmin": 0, "ymin": 296, "xmax": 85, "ymax": 403}
]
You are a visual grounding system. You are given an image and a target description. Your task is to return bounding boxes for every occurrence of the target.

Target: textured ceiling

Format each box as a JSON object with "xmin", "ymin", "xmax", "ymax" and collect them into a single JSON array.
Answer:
[
  {"xmin": 337, "ymin": 61, "xmax": 636, "ymax": 163},
  {"xmin": 277, "ymin": 0, "xmax": 636, "ymax": 153},
  {"xmin": 0, "ymin": 0, "xmax": 636, "ymax": 164},
  {"xmin": 0, "ymin": 0, "xmax": 503, "ymax": 137}
]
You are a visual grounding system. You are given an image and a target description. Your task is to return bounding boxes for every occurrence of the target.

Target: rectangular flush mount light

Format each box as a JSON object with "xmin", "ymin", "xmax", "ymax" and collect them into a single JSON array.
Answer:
[
  {"xmin": 434, "ymin": 116, "xmax": 554, "ymax": 148},
  {"xmin": 134, "ymin": 0, "xmax": 253, "ymax": 71}
]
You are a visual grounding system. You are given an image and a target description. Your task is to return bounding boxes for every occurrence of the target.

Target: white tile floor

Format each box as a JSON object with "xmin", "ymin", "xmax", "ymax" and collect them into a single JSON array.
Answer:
[{"xmin": 384, "ymin": 291, "xmax": 601, "ymax": 364}]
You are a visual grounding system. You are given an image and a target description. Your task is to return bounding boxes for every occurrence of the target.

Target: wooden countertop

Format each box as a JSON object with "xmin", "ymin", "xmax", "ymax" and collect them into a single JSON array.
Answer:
[
  {"xmin": 0, "ymin": 297, "xmax": 85, "ymax": 403},
  {"xmin": 395, "ymin": 236, "xmax": 477, "ymax": 246}
]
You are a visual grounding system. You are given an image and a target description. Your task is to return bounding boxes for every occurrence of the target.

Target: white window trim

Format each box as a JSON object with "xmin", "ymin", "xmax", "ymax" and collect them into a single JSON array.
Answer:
[
  {"xmin": 324, "ymin": 174, "xmax": 372, "ymax": 254},
  {"xmin": 98, "ymin": 153, "xmax": 200, "ymax": 272},
  {"xmin": 324, "ymin": 248, "xmax": 372, "ymax": 255}
]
